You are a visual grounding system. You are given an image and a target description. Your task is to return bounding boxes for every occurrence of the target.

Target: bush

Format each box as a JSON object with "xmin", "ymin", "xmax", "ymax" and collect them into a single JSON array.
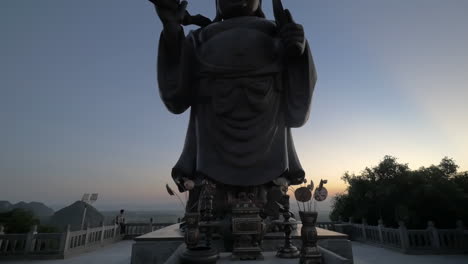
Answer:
[
  {"xmin": 330, "ymin": 156, "xmax": 468, "ymax": 228},
  {"xmin": 0, "ymin": 208, "xmax": 59, "ymax": 233},
  {"xmin": 0, "ymin": 209, "xmax": 40, "ymax": 233}
]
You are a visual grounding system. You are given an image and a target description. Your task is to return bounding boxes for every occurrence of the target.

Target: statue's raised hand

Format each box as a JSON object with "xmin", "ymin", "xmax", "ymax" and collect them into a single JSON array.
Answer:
[
  {"xmin": 273, "ymin": 0, "xmax": 306, "ymax": 57},
  {"xmin": 148, "ymin": 0, "xmax": 187, "ymax": 25}
]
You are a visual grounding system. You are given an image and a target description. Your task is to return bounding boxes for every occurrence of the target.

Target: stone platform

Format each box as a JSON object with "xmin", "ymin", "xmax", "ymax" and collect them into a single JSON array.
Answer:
[{"xmin": 131, "ymin": 224, "xmax": 353, "ymax": 264}]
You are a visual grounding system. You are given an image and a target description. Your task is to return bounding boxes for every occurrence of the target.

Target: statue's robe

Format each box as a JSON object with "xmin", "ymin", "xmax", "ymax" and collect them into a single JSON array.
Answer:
[{"xmin": 157, "ymin": 16, "xmax": 317, "ymax": 191}]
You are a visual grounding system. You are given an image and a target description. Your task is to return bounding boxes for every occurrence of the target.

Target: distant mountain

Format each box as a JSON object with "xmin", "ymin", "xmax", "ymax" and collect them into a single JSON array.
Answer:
[
  {"xmin": 50, "ymin": 201, "xmax": 104, "ymax": 231},
  {"xmin": 0, "ymin": 201, "xmax": 12, "ymax": 212},
  {"xmin": 0, "ymin": 201, "xmax": 54, "ymax": 217}
]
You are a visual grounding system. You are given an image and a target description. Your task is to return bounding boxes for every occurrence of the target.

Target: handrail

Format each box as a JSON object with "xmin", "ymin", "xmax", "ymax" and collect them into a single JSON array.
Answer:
[
  {"xmin": 0, "ymin": 221, "xmax": 174, "ymax": 260},
  {"xmin": 318, "ymin": 220, "xmax": 468, "ymax": 254}
]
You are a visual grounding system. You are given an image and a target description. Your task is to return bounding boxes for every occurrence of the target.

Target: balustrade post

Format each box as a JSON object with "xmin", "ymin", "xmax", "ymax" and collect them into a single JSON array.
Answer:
[
  {"xmin": 24, "ymin": 225, "xmax": 37, "ymax": 256},
  {"xmin": 149, "ymin": 218, "xmax": 154, "ymax": 233},
  {"xmin": 348, "ymin": 217, "xmax": 353, "ymax": 224},
  {"xmin": 84, "ymin": 224, "xmax": 90, "ymax": 248},
  {"xmin": 361, "ymin": 218, "xmax": 367, "ymax": 241},
  {"xmin": 428, "ymin": 221, "xmax": 441, "ymax": 250},
  {"xmin": 377, "ymin": 219, "xmax": 384, "ymax": 244},
  {"xmin": 0, "ymin": 225, "xmax": 4, "ymax": 250},
  {"xmin": 398, "ymin": 221, "xmax": 409, "ymax": 252},
  {"xmin": 113, "ymin": 223, "xmax": 118, "ymax": 239},
  {"xmin": 100, "ymin": 223, "xmax": 105, "ymax": 245},
  {"xmin": 60, "ymin": 225, "xmax": 71, "ymax": 258},
  {"xmin": 456, "ymin": 220, "xmax": 465, "ymax": 249}
]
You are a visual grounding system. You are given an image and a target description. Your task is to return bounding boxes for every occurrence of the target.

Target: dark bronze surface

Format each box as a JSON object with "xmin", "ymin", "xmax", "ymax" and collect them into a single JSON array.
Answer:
[
  {"xmin": 299, "ymin": 211, "xmax": 322, "ymax": 264},
  {"xmin": 147, "ymin": 0, "xmax": 317, "ymax": 259},
  {"xmin": 277, "ymin": 195, "xmax": 300, "ymax": 259},
  {"xmin": 148, "ymin": 0, "xmax": 316, "ymax": 189}
]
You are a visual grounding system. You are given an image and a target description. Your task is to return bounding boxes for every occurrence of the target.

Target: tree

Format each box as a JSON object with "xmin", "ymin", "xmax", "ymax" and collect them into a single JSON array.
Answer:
[
  {"xmin": 439, "ymin": 156, "xmax": 459, "ymax": 176},
  {"xmin": 0, "ymin": 208, "xmax": 58, "ymax": 233},
  {"xmin": 0, "ymin": 209, "xmax": 39, "ymax": 233},
  {"xmin": 330, "ymin": 156, "xmax": 468, "ymax": 228}
]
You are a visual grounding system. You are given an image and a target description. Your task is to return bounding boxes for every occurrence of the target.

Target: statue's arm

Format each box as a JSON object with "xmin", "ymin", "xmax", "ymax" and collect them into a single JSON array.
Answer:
[
  {"xmin": 284, "ymin": 41, "xmax": 317, "ymax": 128},
  {"xmin": 157, "ymin": 24, "xmax": 193, "ymax": 114},
  {"xmin": 149, "ymin": 0, "xmax": 193, "ymax": 114},
  {"xmin": 273, "ymin": 3, "xmax": 317, "ymax": 127}
]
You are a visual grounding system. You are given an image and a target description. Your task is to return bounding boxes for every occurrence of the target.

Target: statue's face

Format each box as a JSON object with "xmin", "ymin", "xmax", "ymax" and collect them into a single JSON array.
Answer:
[{"xmin": 217, "ymin": 0, "xmax": 260, "ymax": 19}]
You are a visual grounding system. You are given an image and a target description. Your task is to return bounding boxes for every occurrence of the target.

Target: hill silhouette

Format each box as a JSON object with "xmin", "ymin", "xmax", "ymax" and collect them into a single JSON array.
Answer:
[
  {"xmin": 50, "ymin": 201, "xmax": 104, "ymax": 231},
  {"xmin": 0, "ymin": 200, "xmax": 54, "ymax": 217}
]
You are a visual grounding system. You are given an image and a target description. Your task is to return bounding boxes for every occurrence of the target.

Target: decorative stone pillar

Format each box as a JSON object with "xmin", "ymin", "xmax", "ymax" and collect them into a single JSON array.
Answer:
[
  {"xmin": 149, "ymin": 218, "xmax": 154, "ymax": 233},
  {"xmin": 299, "ymin": 211, "xmax": 322, "ymax": 264},
  {"xmin": 24, "ymin": 225, "xmax": 38, "ymax": 255},
  {"xmin": 84, "ymin": 224, "xmax": 90, "ymax": 248},
  {"xmin": 100, "ymin": 223, "xmax": 105, "ymax": 244},
  {"xmin": 361, "ymin": 218, "xmax": 367, "ymax": 241},
  {"xmin": 60, "ymin": 225, "xmax": 71, "ymax": 258},
  {"xmin": 377, "ymin": 219, "xmax": 384, "ymax": 244},
  {"xmin": 427, "ymin": 221, "xmax": 440, "ymax": 250},
  {"xmin": 0, "ymin": 225, "xmax": 4, "ymax": 250},
  {"xmin": 398, "ymin": 221, "xmax": 409, "ymax": 252},
  {"xmin": 113, "ymin": 223, "xmax": 118, "ymax": 238},
  {"xmin": 456, "ymin": 220, "xmax": 465, "ymax": 249}
]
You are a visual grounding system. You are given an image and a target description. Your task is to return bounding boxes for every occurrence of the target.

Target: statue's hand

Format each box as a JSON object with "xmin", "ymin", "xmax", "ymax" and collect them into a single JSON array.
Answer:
[
  {"xmin": 280, "ymin": 20, "xmax": 306, "ymax": 57},
  {"xmin": 273, "ymin": 177, "xmax": 290, "ymax": 187},
  {"xmin": 182, "ymin": 178, "xmax": 195, "ymax": 191},
  {"xmin": 148, "ymin": 0, "xmax": 187, "ymax": 26},
  {"xmin": 273, "ymin": 0, "xmax": 306, "ymax": 57}
]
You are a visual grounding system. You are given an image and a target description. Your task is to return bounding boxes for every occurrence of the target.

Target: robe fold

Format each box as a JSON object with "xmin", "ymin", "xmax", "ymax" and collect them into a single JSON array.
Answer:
[{"xmin": 157, "ymin": 16, "xmax": 316, "ymax": 190}]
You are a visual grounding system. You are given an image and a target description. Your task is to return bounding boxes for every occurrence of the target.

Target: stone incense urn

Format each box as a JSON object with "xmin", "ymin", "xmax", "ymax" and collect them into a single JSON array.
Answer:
[{"xmin": 299, "ymin": 211, "xmax": 322, "ymax": 264}]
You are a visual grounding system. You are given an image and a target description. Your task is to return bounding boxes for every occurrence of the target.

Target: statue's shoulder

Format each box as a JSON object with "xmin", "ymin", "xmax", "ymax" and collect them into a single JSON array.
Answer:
[{"xmin": 197, "ymin": 17, "xmax": 277, "ymax": 42}]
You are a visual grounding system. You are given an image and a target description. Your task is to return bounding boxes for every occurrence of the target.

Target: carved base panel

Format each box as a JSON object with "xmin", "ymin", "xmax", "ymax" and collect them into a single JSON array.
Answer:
[
  {"xmin": 231, "ymin": 247, "xmax": 264, "ymax": 261},
  {"xmin": 300, "ymin": 247, "xmax": 322, "ymax": 264},
  {"xmin": 180, "ymin": 246, "xmax": 219, "ymax": 264},
  {"xmin": 277, "ymin": 245, "xmax": 300, "ymax": 258}
]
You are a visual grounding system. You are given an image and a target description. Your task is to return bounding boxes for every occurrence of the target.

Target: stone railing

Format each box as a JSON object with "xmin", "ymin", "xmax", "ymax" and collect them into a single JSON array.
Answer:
[
  {"xmin": 324, "ymin": 219, "xmax": 468, "ymax": 254},
  {"xmin": 0, "ymin": 220, "xmax": 173, "ymax": 260},
  {"xmin": 316, "ymin": 221, "xmax": 337, "ymax": 231},
  {"xmin": 123, "ymin": 220, "xmax": 174, "ymax": 239},
  {"xmin": 0, "ymin": 224, "xmax": 120, "ymax": 259}
]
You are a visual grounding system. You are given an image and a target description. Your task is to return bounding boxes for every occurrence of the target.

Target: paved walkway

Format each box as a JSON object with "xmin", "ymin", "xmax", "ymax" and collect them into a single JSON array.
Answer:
[
  {"xmin": 2, "ymin": 241, "xmax": 468, "ymax": 264},
  {"xmin": 2, "ymin": 241, "xmax": 132, "ymax": 264},
  {"xmin": 352, "ymin": 242, "xmax": 468, "ymax": 264}
]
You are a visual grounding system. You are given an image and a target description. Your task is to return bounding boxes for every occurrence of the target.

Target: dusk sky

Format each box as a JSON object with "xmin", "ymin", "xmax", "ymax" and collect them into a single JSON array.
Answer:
[{"xmin": 1, "ymin": 0, "xmax": 467, "ymax": 210}]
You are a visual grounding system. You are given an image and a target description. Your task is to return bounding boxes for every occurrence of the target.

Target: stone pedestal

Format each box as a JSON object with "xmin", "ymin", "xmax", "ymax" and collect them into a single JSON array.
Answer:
[{"xmin": 130, "ymin": 224, "xmax": 353, "ymax": 264}]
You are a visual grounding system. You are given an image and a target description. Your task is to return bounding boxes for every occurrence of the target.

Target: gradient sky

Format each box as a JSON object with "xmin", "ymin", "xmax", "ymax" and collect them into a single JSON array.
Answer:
[{"xmin": 1, "ymin": 0, "xmax": 467, "ymax": 210}]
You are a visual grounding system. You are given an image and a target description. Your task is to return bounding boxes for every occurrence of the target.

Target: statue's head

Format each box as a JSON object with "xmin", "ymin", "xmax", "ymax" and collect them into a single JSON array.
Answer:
[{"xmin": 215, "ymin": 0, "xmax": 264, "ymax": 21}]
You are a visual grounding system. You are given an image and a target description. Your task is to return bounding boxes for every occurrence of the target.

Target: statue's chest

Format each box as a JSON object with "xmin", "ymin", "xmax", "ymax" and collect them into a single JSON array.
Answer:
[{"xmin": 196, "ymin": 28, "xmax": 282, "ymax": 72}]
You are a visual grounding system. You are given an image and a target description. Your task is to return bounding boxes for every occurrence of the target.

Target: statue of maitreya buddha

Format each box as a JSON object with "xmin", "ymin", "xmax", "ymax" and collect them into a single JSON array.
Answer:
[{"xmin": 148, "ymin": 0, "xmax": 317, "ymax": 219}]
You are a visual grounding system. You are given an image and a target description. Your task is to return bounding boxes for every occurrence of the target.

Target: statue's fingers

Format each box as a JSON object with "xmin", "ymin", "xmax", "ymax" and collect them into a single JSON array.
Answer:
[
  {"xmin": 182, "ymin": 10, "xmax": 193, "ymax": 26},
  {"xmin": 280, "ymin": 23, "xmax": 303, "ymax": 32},
  {"xmin": 284, "ymin": 9, "xmax": 295, "ymax": 24},
  {"xmin": 273, "ymin": 0, "xmax": 287, "ymax": 28},
  {"xmin": 280, "ymin": 29, "xmax": 304, "ymax": 40},
  {"xmin": 280, "ymin": 32, "xmax": 304, "ymax": 42},
  {"xmin": 176, "ymin": 0, "xmax": 188, "ymax": 19},
  {"xmin": 152, "ymin": 0, "xmax": 179, "ymax": 10}
]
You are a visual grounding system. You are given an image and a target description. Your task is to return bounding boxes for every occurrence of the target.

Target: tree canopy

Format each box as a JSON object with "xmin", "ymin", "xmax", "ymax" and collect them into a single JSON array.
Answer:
[
  {"xmin": 0, "ymin": 208, "xmax": 58, "ymax": 233},
  {"xmin": 330, "ymin": 156, "xmax": 468, "ymax": 228},
  {"xmin": 0, "ymin": 208, "xmax": 40, "ymax": 233}
]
